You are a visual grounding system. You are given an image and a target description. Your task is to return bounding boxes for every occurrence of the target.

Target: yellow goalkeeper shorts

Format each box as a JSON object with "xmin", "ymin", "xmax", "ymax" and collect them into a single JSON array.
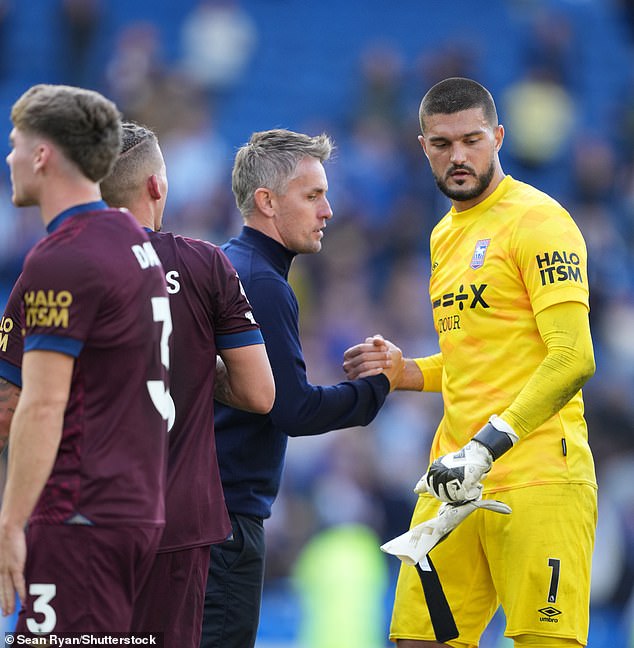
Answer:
[{"xmin": 389, "ymin": 483, "xmax": 597, "ymax": 647}]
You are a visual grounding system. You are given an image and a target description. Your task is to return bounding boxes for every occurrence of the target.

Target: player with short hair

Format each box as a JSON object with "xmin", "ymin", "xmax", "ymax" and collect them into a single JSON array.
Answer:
[
  {"xmin": 99, "ymin": 121, "xmax": 275, "ymax": 647},
  {"xmin": 0, "ymin": 84, "xmax": 172, "ymax": 633},
  {"xmin": 200, "ymin": 128, "xmax": 403, "ymax": 648},
  {"xmin": 343, "ymin": 77, "xmax": 596, "ymax": 647}
]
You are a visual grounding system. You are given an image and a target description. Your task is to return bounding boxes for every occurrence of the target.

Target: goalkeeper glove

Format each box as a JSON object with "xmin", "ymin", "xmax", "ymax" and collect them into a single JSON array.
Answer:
[
  {"xmin": 416, "ymin": 415, "xmax": 519, "ymax": 503},
  {"xmin": 380, "ymin": 498, "xmax": 512, "ymax": 567}
]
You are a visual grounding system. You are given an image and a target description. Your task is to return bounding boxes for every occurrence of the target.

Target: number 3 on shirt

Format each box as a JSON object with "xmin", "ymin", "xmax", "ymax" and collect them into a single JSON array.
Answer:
[{"xmin": 147, "ymin": 296, "xmax": 175, "ymax": 430}]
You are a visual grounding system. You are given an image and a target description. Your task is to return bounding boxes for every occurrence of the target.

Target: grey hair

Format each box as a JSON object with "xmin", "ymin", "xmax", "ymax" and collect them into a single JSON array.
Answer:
[{"xmin": 232, "ymin": 128, "xmax": 333, "ymax": 218}]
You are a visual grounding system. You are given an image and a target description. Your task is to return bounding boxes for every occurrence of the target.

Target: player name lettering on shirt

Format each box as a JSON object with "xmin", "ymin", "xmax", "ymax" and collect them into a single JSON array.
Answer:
[
  {"xmin": 23, "ymin": 289, "xmax": 73, "ymax": 328},
  {"xmin": 166, "ymin": 270, "xmax": 181, "ymax": 294},
  {"xmin": 132, "ymin": 241, "xmax": 161, "ymax": 269},
  {"xmin": 535, "ymin": 250, "xmax": 582, "ymax": 286}
]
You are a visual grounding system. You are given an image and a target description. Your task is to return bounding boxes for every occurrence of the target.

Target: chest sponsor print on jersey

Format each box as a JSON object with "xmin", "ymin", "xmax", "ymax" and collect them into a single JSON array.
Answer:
[
  {"xmin": 535, "ymin": 250, "xmax": 583, "ymax": 286},
  {"xmin": 432, "ymin": 284, "xmax": 489, "ymax": 311},
  {"xmin": 470, "ymin": 238, "xmax": 490, "ymax": 269},
  {"xmin": 432, "ymin": 284, "xmax": 489, "ymax": 334}
]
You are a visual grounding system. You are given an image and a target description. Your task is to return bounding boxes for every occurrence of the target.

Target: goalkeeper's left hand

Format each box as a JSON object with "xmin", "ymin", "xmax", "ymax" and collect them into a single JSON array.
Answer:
[
  {"xmin": 380, "ymin": 498, "xmax": 512, "ymax": 567},
  {"xmin": 415, "ymin": 415, "xmax": 519, "ymax": 503}
]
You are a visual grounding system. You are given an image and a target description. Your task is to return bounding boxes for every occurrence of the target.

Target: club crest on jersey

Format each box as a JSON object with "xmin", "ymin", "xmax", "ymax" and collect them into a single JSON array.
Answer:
[{"xmin": 470, "ymin": 239, "xmax": 490, "ymax": 269}]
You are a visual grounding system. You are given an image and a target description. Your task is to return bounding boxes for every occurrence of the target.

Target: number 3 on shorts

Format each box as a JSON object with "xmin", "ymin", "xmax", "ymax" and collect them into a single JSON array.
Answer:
[{"xmin": 25, "ymin": 583, "xmax": 57, "ymax": 634}]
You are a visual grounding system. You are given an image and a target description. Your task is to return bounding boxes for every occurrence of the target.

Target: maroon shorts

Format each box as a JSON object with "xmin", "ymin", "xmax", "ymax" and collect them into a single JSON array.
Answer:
[
  {"xmin": 131, "ymin": 545, "xmax": 211, "ymax": 648},
  {"xmin": 15, "ymin": 524, "xmax": 162, "ymax": 634}
]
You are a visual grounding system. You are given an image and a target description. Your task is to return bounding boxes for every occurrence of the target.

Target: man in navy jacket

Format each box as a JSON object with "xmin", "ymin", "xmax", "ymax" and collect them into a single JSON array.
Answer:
[{"xmin": 201, "ymin": 129, "xmax": 401, "ymax": 648}]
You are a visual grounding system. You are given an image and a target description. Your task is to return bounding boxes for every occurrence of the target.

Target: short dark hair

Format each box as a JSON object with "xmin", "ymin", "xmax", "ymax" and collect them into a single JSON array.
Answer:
[
  {"xmin": 232, "ymin": 128, "xmax": 333, "ymax": 218},
  {"xmin": 11, "ymin": 84, "xmax": 122, "ymax": 182},
  {"xmin": 419, "ymin": 77, "xmax": 498, "ymax": 133},
  {"xmin": 100, "ymin": 121, "xmax": 162, "ymax": 207}
]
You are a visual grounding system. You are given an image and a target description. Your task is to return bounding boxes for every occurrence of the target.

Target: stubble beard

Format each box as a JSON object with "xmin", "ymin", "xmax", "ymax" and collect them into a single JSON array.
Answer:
[{"xmin": 434, "ymin": 159, "xmax": 496, "ymax": 203}]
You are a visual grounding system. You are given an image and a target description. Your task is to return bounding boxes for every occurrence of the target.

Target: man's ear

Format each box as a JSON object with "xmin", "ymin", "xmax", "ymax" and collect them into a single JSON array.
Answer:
[
  {"xmin": 33, "ymin": 143, "xmax": 50, "ymax": 173},
  {"xmin": 494, "ymin": 124, "xmax": 505, "ymax": 152},
  {"xmin": 417, "ymin": 135, "xmax": 430, "ymax": 160},
  {"xmin": 253, "ymin": 187, "xmax": 275, "ymax": 217},
  {"xmin": 147, "ymin": 174, "xmax": 162, "ymax": 200}
]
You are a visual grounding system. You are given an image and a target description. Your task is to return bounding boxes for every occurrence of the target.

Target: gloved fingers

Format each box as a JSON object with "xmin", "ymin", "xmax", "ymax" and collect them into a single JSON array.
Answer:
[
  {"xmin": 413, "ymin": 474, "xmax": 427, "ymax": 494},
  {"xmin": 381, "ymin": 498, "xmax": 510, "ymax": 567},
  {"xmin": 380, "ymin": 519, "xmax": 440, "ymax": 566},
  {"xmin": 472, "ymin": 499, "xmax": 512, "ymax": 515},
  {"xmin": 426, "ymin": 474, "xmax": 459, "ymax": 502},
  {"xmin": 433, "ymin": 497, "xmax": 509, "ymax": 534},
  {"xmin": 435, "ymin": 500, "xmax": 479, "ymax": 532},
  {"xmin": 437, "ymin": 480, "xmax": 482, "ymax": 503},
  {"xmin": 414, "ymin": 468, "xmax": 486, "ymax": 504}
]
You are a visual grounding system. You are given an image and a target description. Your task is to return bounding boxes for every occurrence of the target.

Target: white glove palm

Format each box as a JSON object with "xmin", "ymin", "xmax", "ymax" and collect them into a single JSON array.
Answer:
[
  {"xmin": 380, "ymin": 498, "xmax": 511, "ymax": 567},
  {"xmin": 415, "ymin": 440, "xmax": 493, "ymax": 503}
]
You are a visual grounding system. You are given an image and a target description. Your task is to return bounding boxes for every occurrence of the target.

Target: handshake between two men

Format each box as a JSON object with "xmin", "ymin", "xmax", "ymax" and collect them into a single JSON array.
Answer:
[{"xmin": 342, "ymin": 335, "xmax": 518, "ymax": 567}]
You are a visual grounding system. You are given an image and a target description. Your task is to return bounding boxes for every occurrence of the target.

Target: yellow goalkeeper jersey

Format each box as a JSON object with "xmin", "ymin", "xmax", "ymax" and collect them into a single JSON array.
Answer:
[{"xmin": 426, "ymin": 175, "xmax": 595, "ymax": 491}]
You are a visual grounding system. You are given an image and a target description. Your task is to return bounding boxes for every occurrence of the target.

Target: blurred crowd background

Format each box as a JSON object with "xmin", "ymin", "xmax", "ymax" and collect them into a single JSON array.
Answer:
[{"xmin": 1, "ymin": 0, "xmax": 634, "ymax": 646}]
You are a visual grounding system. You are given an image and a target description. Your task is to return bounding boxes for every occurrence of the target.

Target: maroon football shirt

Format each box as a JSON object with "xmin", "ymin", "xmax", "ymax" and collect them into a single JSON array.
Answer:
[
  {"xmin": 148, "ymin": 231, "xmax": 263, "ymax": 551},
  {"xmin": 4, "ymin": 204, "xmax": 171, "ymax": 527},
  {"xmin": 0, "ymin": 274, "xmax": 24, "ymax": 381}
]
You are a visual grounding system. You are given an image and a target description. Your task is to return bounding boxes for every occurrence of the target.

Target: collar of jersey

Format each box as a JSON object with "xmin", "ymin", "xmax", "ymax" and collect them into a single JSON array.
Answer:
[
  {"xmin": 448, "ymin": 175, "xmax": 512, "ymax": 227},
  {"xmin": 47, "ymin": 200, "xmax": 108, "ymax": 234}
]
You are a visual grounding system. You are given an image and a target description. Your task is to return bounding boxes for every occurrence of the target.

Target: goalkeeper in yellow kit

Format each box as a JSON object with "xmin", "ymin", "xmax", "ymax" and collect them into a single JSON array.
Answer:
[{"xmin": 344, "ymin": 77, "xmax": 596, "ymax": 648}]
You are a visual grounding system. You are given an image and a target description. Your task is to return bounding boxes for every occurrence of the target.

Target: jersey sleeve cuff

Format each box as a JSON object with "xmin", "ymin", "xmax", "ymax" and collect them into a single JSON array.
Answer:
[
  {"xmin": 414, "ymin": 356, "xmax": 443, "ymax": 392},
  {"xmin": 24, "ymin": 334, "xmax": 84, "ymax": 357},
  {"xmin": 216, "ymin": 328, "xmax": 264, "ymax": 350}
]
